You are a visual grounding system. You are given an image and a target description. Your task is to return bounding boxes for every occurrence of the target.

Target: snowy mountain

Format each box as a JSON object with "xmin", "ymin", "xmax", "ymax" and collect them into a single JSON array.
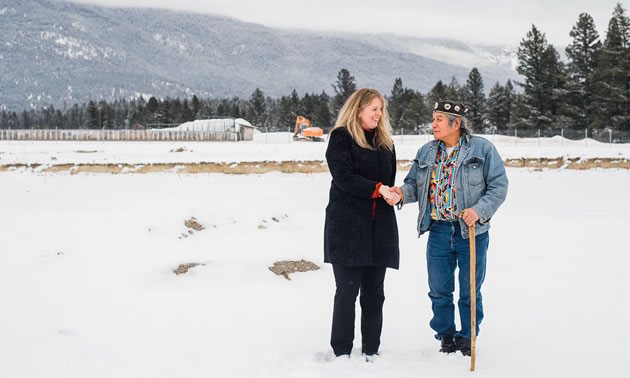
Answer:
[{"xmin": 0, "ymin": 0, "xmax": 518, "ymax": 110}]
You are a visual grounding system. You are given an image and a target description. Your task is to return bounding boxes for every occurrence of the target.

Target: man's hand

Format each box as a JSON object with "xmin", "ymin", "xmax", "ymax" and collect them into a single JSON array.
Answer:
[
  {"xmin": 379, "ymin": 185, "xmax": 401, "ymax": 206},
  {"xmin": 460, "ymin": 208, "xmax": 479, "ymax": 226},
  {"xmin": 389, "ymin": 186, "xmax": 404, "ymax": 205}
]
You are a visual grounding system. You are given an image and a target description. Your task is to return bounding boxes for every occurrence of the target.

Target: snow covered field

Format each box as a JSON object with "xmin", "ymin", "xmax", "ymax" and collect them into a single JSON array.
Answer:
[
  {"xmin": 1, "ymin": 136, "xmax": 629, "ymax": 377},
  {"xmin": 1, "ymin": 132, "xmax": 630, "ymax": 166}
]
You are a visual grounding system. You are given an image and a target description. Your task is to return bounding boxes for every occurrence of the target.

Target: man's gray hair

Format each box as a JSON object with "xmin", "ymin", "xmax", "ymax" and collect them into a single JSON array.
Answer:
[{"xmin": 446, "ymin": 114, "xmax": 473, "ymax": 135}]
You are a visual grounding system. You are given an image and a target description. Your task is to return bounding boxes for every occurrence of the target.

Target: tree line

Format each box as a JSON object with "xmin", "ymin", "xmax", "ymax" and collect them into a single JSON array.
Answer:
[{"xmin": 1, "ymin": 3, "xmax": 628, "ymax": 132}]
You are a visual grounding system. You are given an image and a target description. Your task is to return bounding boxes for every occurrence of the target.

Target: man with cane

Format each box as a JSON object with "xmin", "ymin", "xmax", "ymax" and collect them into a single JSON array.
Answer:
[{"xmin": 387, "ymin": 100, "xmax": 508, "ymax": 359}]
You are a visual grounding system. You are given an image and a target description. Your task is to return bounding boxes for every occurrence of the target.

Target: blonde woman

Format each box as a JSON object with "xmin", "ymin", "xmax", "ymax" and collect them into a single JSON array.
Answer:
[{"xmin": 324, "ymin": 88, "xmax": 400, "ymax": 360}]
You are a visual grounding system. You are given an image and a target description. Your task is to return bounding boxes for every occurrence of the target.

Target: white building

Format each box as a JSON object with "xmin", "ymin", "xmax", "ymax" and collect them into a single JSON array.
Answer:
[{"xmin": 161, "ymin": 118, "xmax": 256, "ymax": 141}]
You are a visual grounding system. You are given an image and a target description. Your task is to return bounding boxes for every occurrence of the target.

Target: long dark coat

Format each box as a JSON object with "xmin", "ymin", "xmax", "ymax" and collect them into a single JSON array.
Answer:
[{"xmin": 324, "ymin": 127, "xmax": 400, "ymax": 269}]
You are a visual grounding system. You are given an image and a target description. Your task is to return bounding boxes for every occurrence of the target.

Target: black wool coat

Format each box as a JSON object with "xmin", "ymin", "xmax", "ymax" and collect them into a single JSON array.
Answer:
[{"xmin": 323, "ymin": 127, "xmax": 400, "ymax": 269}]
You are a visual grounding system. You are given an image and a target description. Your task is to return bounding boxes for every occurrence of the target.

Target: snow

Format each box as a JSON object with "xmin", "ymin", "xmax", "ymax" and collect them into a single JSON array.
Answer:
[
  {"xmin": 163, "ymin": 118, "xmax": 253, "ymax": 133},
  {"xmin": 1, "ymin": 133, "xmax": 629, "ymax": 166},
  {"xmin": 0, "ymin": 136, "xmax": 629, "ymax": 377}
]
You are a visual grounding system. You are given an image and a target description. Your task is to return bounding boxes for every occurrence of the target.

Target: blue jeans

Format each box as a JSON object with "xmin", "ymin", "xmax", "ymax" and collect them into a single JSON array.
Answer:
[{"xmin": 426, "ymin": 220, "xmax": 489, "ymax": 339}]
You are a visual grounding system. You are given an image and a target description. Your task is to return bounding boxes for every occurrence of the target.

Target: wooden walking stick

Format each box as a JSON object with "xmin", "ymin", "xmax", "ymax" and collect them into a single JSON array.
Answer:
[{"xmin": 469, "ymin": 223, "xmax": 476, "ymax": 371}]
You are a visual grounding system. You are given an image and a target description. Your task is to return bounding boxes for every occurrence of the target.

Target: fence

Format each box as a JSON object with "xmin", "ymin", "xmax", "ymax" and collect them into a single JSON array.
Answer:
[
  {"xmin": 2, "ymin": 127, "xmax": 630, "ymax": 145},
  {"xmin": 0, "ymin": 129, "xmax": 237, "ymax": 141},
  {"xmin": 391, "ymin": 127, "xmax": 630, "ymax": 145}
]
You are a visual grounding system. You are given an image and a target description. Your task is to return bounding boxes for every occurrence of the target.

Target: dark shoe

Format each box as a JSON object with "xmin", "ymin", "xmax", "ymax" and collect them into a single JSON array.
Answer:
[
  {"xmin": 439, "ymin": 335, "xmax": 456, "ymax": 353},
  {"xmin": 455, "ymin": 335, "xmax": 471, "ymax": 356}
]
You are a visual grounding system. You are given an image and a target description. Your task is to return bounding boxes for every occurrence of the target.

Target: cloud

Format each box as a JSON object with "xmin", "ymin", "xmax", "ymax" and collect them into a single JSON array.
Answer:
[{"xmin": 67, "ymin": 0, "xmax": 623, "ymax": 46}]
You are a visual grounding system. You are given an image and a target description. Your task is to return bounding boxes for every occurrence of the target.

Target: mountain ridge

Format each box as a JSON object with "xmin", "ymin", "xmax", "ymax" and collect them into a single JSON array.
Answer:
[{"xmin": 0, "ymin": 0, "xmax": 518, "ymax": 110}]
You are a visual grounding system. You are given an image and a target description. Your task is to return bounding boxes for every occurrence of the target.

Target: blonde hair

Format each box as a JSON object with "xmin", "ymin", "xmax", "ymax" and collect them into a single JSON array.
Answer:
[{"xmin": 332, "ymin": 88, "xmax": 394, "ymax": 151}]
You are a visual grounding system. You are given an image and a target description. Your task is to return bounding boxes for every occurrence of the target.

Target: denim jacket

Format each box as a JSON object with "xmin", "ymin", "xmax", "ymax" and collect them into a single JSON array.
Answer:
[{"xmin": 399, "ymin": 135, "xmax": 508, "ymax": 239}]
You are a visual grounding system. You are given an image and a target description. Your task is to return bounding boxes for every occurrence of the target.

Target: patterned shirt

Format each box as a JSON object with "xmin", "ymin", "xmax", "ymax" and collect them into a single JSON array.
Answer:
[{"xmin": 430, "ymin": 137, "xmax": 463, "ymax": 220}]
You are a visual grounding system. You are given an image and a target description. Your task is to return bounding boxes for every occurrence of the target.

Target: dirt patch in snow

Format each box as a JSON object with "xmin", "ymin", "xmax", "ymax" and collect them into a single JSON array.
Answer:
[
  {"xmin": 269, "ymin": 259, "xmax": 320, "ymax": 280},
  {"xmin": 179, "ymin": 217, "xmax": 211, "ymax": 239},
  {"xmin": 184, "ymin": 217, "xmax": 204, "ymax": 231},
  {"xmin": 1, "ymin": 158, "xmax": 629, "ymax": 174},
  {"xmin": 504, "ymin": 157, "xmax": 630, "ymax": 169},
  {"xmin": 173, "ymin": 263, "xmax": 204, "ymax": 275}
]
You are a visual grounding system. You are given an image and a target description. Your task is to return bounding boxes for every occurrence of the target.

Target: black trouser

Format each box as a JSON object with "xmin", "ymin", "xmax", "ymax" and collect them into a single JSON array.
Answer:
[{"xmin": 331, "ymin": 264, "xmax": 387, "ymax": 356}]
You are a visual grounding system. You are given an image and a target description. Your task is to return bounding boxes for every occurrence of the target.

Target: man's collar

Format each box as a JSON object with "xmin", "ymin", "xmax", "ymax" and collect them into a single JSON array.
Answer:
[{"xmin": 438, "ymin": 135, "xmax": 463, "ymax": 150}]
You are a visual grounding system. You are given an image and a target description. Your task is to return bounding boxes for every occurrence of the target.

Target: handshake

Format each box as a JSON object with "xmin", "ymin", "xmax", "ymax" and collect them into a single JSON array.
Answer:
[{"xmin": 378, "ymin": 185, "xmax": 403, "ymax": 206}]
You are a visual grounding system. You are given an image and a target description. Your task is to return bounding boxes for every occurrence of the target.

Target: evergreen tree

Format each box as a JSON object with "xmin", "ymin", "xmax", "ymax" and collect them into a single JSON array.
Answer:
[
  {"xmin": 332, "ymin": 68, "xmax": 357, "ymax": 115},
  {"xmin": 487, "ymin": 80, "xmax": 515, "ymax": 131},
  {"xmin": 515, "ymin": 25, "xmax": 568, "ymax": 128},
  {"xmin": 265, "ymin": 96, "xmax": 278, "ymax": 129},
  {"xmin": 389, "ymin": 78, "xmax": 406, "ymax": 128},
  {"xmin": 9, "ymin": 112, "xmax": 18, "ymax": 129},
  {"xmin": 156, "ymin": 99, "xmax": 172, "ymax": 125},
  {"xmin": 427, "ymin": 80, "xmax": 447, "ymax": 107},
  {"xmin": 247, "ymin": 88, "xmax": 267, "ymax": 126},
  {"xmin": 593, "ymin": 3, "xmax": 630, "ymax": 129},
  {"xmin": 99, "ymin": 101, "xmax": 115, "ymax": 129},
  {"xmin": 191, "ymin": 95, "xmax": 201, "ymax": 119},
  {"xmin": 400, "ymin": 91, "xmax": 430, "ymax": 131},
  {"xmin": 544, "ymin": 46, "xmax": 573, "ymax": 128},
  {"xmin": 388, "ymin": 77, "xmax": 418, "ymax": 130},
  {"xmin": 505, "ymin": 80, "xmax": 515, "ymax": 128},
  {"xmin": 445, "ymin": 77, "xmax": 465, "ymax": 101},
  {"xmin": 20, "ymin": 110, "xmax": 29, "ymax": 129},
  {"xmin": 613, "ymin": 2, "xmax": 630, "ymax": 48},
  {"xmin": 84, "ymin": 100, "xmax": 98, "ymax": 129},
  {"xmin": 507, "ymin": 93, "xmax": 530, "ymax": 130},
  {"xmin": 276, "ymin": 95, "xmax": 296, "ymax": 131},
  {"xmin": 566, "ymin": 12, "xmax": 602, "ymax": 128},
  {"xmin": 199, "ymin": 100, "xmax": 214, "ymax": 119},
  {"xmin": 0, "ymin": 112, "xmax": 7, "ymax": 129},
  {"xmin": 487, "ymin": 82, "xmax": 506, "ymax": 130},
  {"xmin": 181, "ymin": 99, "xmax": 194, "ymax": 122},
  {"xmin": 169, "ymin": 99, "xmax": 184, "ymax": 124},
  {"xmin": 312, "ymin": 91, "xmax": 332, "ymax": 129},
  {"xmin": 216, "ymin": 99, "xmax": 229, "ymax": 117},
  {"xmin": 273, "ymin": 90, "xmax": 301, "ymax": 130},
  {"xmin": 69, "ymin": 104, "xmax": 82, "ymax": 129},
  {"xmin": 229, "ymin": 97, "xmax": 242, "ymax": 119},
  {"xmin": 301, "ymin": 93, "xmax": 315, "ymax": 120},
  {"xmin": 464, "ymin": 68, "xmax": 487, "ymax": 129},
  {"xmin": 146, "ymin": 97, "xmax": 159, "ymax": 114}
]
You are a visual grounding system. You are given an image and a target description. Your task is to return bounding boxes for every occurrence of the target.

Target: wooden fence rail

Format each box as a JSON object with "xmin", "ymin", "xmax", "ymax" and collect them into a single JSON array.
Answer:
[{"xmin": 0, "ymin": 129, "xmax": 238, "ymax": 141}]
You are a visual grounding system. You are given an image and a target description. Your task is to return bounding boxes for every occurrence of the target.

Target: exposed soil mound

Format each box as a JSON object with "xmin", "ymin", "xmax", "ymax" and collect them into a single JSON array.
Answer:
[
  {"xmin": 185, "ymin": 218, "xmax": 204, "ymax": 231},
  {"xmin": 1, "ymin": 158, "xmax": 629, "ymax": 174},
  {"xmin": 173, "ymin": 263, "xmax": 204, "ymax": 275},
  {"xmin": 269, "ymin": 259, "xmax": 320, "ymax": 280}
]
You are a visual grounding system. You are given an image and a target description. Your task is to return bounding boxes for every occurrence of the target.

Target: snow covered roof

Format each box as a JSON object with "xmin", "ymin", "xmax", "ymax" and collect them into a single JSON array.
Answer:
[{"xmin": 161, "ymin": 118, "xmax": 255, "ymax": 132}]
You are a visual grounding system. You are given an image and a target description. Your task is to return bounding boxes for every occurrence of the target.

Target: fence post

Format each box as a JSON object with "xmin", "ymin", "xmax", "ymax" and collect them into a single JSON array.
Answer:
[
  {"xmin": 514, "ymin": 129, "xmax": 517, "ymax": 146},
  {"xmin": 561, "ymin": 128, "xmax": 564, "ymax": 147},
  {"xmin": 537, "ymin": 129, "xmax": 540, "ymax": 147},
  {"xmin": 609, "ymin": 129, "xmax": 612, "ymax": 146},
  {"xmin": 401, "ymin": 128, "xmax": 404, "ymax": 144},
  {"xmin": 585, "ymin": 128, "xmax": 588, "ymax": 147}
]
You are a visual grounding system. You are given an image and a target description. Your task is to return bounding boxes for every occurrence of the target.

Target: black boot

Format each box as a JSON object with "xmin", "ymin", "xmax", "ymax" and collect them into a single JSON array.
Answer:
[
  {"xmin": 455, "ymin": 335, "xmax": 471, "ymax": 356},
  {"xmin": 439, "ymin": 335, "xmax": 456, "ymax": 353}
]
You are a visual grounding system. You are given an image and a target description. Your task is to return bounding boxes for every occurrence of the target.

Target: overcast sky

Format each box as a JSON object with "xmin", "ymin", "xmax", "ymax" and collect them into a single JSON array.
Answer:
[{"xmin": 68, "ymin": 0, "xmax": 625, "ymax": 46}]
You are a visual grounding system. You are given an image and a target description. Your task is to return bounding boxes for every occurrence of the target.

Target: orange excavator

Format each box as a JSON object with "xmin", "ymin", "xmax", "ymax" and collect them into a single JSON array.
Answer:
[{"xmin": 293, "ymin": 116, "xmax": 324, "ymax": 142}]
